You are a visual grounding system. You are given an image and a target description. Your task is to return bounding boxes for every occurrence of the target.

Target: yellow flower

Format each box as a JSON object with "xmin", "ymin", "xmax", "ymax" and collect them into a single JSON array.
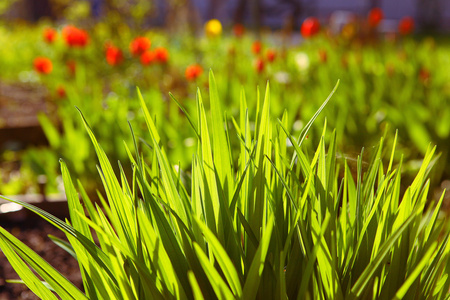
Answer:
[{"xmin": 205, "ymin": 19, "xmax": 222, "ymax": 38}]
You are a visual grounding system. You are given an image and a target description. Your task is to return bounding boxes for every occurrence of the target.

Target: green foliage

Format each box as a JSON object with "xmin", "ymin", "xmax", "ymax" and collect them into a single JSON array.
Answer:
[
  {"xmin": 1, "ymin": 74, "xmax": 449, "ymax": 299},
  {"xmin": 1, "ymin": 22, "xmax": 450, "ymax": 194}
]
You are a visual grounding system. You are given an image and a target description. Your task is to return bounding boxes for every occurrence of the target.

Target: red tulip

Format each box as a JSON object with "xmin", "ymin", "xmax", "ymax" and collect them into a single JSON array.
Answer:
[
  {"xmin": 56, "ymin": 86, "xmax": 66, "ymax": 98},
  {"xmin": 318, "ymin": 49, "xmax": 328, "ymax": 63},
  {"xmin": 43, "ymin": 28, "xmax": 57, "ymax": 44},
  {"xmin": 185, "ymin": 64, "xmax": 203, "ymax": 81},
  {"xmin": 33, "ymin": 57, "xmax": 53, "ymax": 74},
  {"xmin": 398, "ymin": 17, "xmax": 414, "ymax": 35},
  {"xmin": 252, "ymin": 41, "xmax": 262, "ymax": 54},
  {"xmin": 66, "ymin": 60, "xmax": 76, "ymax": 75},
  {"xmin": 419, "ymin": 67, "xmax": 431, "ymax": 84},
  {"xmin": 130, "ymin": 37, "xmax": 151, "ymax": 56},
  {"xmin": 368, "ymin": 8, "xmax": 383, "ymax": 27},
  {"xmin": 301, "ymin": 17, "xmax": 320, "ymax": 38},
  {"xmin": 62, "ymin": 25, "xmax": 89, "ymax": 47},
  {"xmin": 266, "ymin": 49, "xmax": 277, "ymax": 63},
  {"xmin": 233, "ymin": 24, "xmax": 245, "ymax": 37},
  {"xmin": 140, "ymin": 50, "xmax": 156, "ymax": 66},
  {"xmin": 154, "ymin": 47, "xmax": 169, "ymax": 64},
  {"xmin": 105, "ymin": 45, "xmax": 123, "ymax": 66},
  {"xmin": 254, "ymin": 58, "xmax": 264, "ymax": 73}
]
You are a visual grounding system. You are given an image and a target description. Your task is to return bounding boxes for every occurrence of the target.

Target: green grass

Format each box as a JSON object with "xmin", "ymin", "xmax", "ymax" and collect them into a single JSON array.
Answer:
[{"xmin": 1, "ymin": 73, "xmax": 449, "ymax": 299}]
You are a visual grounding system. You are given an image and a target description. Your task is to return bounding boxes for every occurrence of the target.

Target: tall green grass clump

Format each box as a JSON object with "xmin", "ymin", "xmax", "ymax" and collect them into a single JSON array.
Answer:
[{"xmin": 1, "ymin": 72, "xmax": 449, "ymax": 299}]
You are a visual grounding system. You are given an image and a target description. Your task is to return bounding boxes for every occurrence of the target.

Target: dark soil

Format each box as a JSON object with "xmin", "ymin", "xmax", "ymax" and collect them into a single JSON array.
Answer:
[{"xmin": 0, "ymin": 218, "xmax": 83, "ymax": 300}]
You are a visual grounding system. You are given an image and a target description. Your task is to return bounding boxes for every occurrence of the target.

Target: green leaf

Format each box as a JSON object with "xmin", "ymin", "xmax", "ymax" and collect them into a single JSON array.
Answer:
[
  {"xmin": 188, "ymin": 271, "xmax": 205, "ymax": 300},
  {"xmin": 393, "ymin": 242, "xmax": 438, "ymax": 299},
  {"xmin": 197, "ymin": 88, "xmax": 220, "ymax": 230},
  {"xmin": 193, "ymin": 243, "xmax": 235, "ymax": 300},
  {"xmin": 290, "ymin": 80, "xmax": 339, "ymax": 168},
  {"xmin": 242, "ymin": 215, "xmax": 274, "ymax": 299},
  {"xmin": 169, "ymin": 92, "xmax": 200, "ymax": 138},
  {"xmin": 0, "ymin": 236, "xmax": 59, "ymax": 300},
  {"xmin": 0, "ymin": 194, "xmax": 119, "ymax": 293},
  {"xmin": 48, "ymin": 235, "xmax": 77, "ymax": 259},
  {"xmin": 350, "ymin": 209, "xmax": 418, "ymax": 298},
  {"xmin": 209, "ymin": 70, "xmax": 234, "ymax": 203},
  {"xmin": 38, "ymin": 113, "xmax": 61, "ymax": 149},
  {"xmin": 195, "ymin": 218, "xmax": 243, "ymax": 297},
  {"xmin": 0, "ymin": 227, "xmax": 87, "ymax": 299}
]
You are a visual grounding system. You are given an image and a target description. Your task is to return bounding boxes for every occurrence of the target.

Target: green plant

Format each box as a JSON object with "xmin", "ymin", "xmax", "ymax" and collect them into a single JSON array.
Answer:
[
  {"xmin": 1, "ymin": 73, "xmax": 449, "ymax": 299},
  {"xmin": 3, "ymin": 21, "xmax": 450, "ymax": 195}
]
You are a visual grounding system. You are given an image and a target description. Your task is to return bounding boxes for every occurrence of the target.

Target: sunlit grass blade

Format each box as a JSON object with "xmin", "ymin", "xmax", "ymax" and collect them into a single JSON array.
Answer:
[
  {"xmin": 195, "ymin": 218, "xmax": 243, "ymax": 297},
  {"xmin": 248, "ymin": 81, "xmax": 271, "ymax": 255},
  {"xmin": 76, "ymin": 107, "xmax": 139, "ymax": 253},
  {"xmin": 242, "ymin": 215, "xmax": 274, "ymax": 300},
  {"xmin": 0, "ymin": 236, "xmax": 59, "ymax": 300},
  {"xmin": 0, "ymin": 227, "xmax": 87, "ymax": 299},
  {"xmin": 290, "ymin": 80, "xmax": 340, "ymax": 168},
  {"xmin": 169, "ymin": 92, "xmax": 200, "ymax": 138},
  {"xmin": 188, "ymin": 271, "xmax": 205, "ymax": 300},
  {"xmin": 0, "ymin": 195, "xmax": 117, "ymax": 286},
  {"xmin": 197, "ymin": 87, "xmax": 221, "ymax": 231},
  {"xmin": 193, "ymin": 243, "xmax": 235, "ymax": 299},
  {"xmin": 349, "ymin": 210, "xmax": 417, "ymax": 299},
  {"xmin": 209, "ymin": 70, "xmax": 234, "ymax": 202},
  {"xmin": 48, "ymin": 235, "xmax": 77, "ymax": 259},
  {"xmin": 297, "ymin": 214, "xmax": 331, "ymax": 299},
  {"xmin": 393, "ymin": 242, "xmax": 438, "ymax": 299}
]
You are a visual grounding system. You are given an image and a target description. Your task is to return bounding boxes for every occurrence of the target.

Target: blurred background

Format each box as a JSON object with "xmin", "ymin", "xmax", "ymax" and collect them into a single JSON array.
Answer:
[{"xmin": 3, "ymin": 0, "xmax": 450, "ymax": 32}]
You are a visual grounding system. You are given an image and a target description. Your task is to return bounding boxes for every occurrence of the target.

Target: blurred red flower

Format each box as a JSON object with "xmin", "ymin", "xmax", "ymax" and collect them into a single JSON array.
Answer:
[
  {"xmin": 266, "ymin": 49, "xmax": 277, "ymax": 62},
  {"xmin": 130, "ymin": 37, "xmax": 151, "ymax": 56},
  {"xmin": 301, "ymin": 17, "xmax": 320, "ymax": 38},
  {"xmin": 105, "ymin": 45, "xmax": 123, "ymax": 66},
  {"xmin": 233, "ymin": 24, "xmax": 245, "ymax": 37},
  {"xmin": 252, "ymin": 41, "xmax": 262, "ymax": 54},
  {"xmin": 154, "ymin": 47, "xmax": 169, "ymax": 64},
  {"xmin": 33, "ymin": 57, "xmax": 53, "ymax": 74},
  {"xmin": 66, "ymin": 60, "xmax": 76, "ymax": 75},
  {"xmin": 368, "ymin": 8, "xmax": 383, "ymax": 27},
  {"xmin": 398, "ymin": 17, "xmax": 414, "ymax": 35},
  {"xmin": 56, "ymin": 86, "xmax": 66, "ymax": 98},
  {"xmin": 185, "ymin": 64, "xmax": 203, "ymax": 81},
  {"xmin": 318, "ymin": 49, "xmax": 328, "ymax": 63},
  {"xmin": 140, "ymin": 50, "xmax": 156, "ymax": 66},
  {"xmin": 43, "ymin": 28, "xmax": 57, "ymax": 44},
  {"xmin": 419, "ymin": 67, "xmax": 431, "ymax": 84},
  {"xmin": 62, "ymin": 25, "xmax": 89, "ymax": 47},
  {"xmin": 254, "ymin": 58, "xmax": 264, "ymax": 73}
]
